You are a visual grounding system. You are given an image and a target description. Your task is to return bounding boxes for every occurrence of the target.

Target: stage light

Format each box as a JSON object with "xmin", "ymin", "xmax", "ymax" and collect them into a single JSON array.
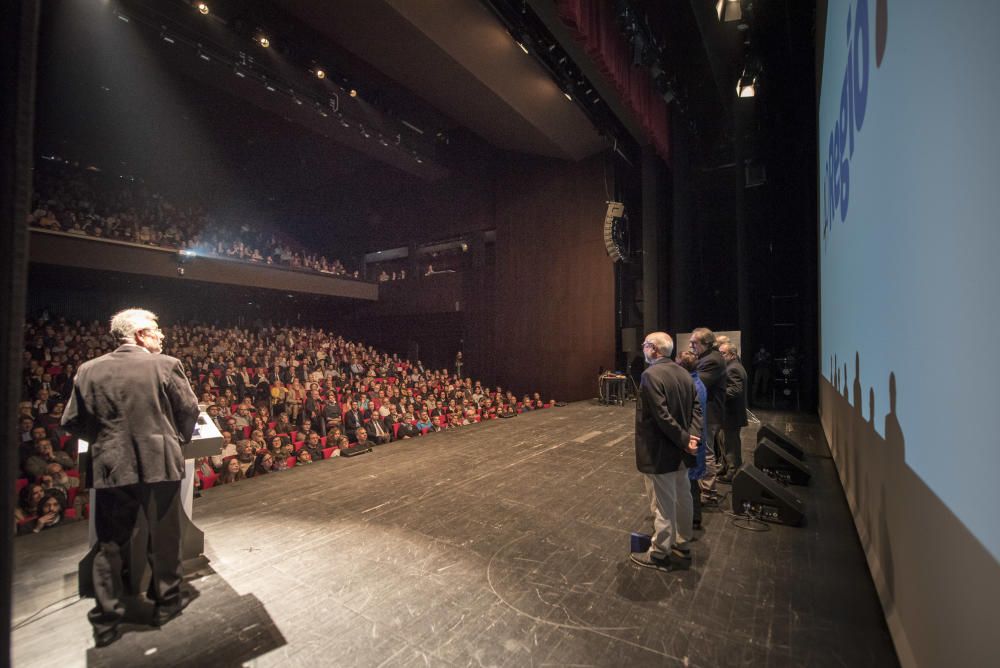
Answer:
[
  {"xmin": 349, "ymin": 88, "xmax": 358, "ymax": 98},
  {"xmin": 736, "ymin": 71, "xmax": 756, "ymax": 97},
  {"xmin": 197, "ymin": 3, "xmax": 210, "ymax": 16},
  {"xmin": 315, "ymin": 68, "xmax": 326, "ymax": 79},
  {"xmin": 517, "ymin": 42, "xmax": 529, "ymax": 54},
  {"xmin": 256, "ymin": 34, "xmax": 270, "ymax": 48}
]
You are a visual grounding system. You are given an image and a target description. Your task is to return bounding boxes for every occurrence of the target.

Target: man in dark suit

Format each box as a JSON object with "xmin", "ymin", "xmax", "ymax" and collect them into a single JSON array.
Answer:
[
  {"xmin": 631, "ymin": 332, "xmax": 702, "ymax": 571},
  {"xmin": 343, "ymin": 401, "xmax": 363, "ymax": 442},
  {"xmin": 690, "ymin": 327, "xmax": 727, "ymax": 502},
  {"xmin": 719, "ymin": 342, "xmax": 749, "ymax": 482},
  {"xmin": 62, "ymin": 308, "xmax": 199, "ymax": 647}
]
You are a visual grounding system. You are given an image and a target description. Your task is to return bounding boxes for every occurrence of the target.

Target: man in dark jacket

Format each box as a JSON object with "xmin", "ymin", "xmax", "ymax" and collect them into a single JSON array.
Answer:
[
  {"xmin": 719, "ymin": 342, "xmax": 749, "ymax": 481},
  {"xmin": 631, "ymin": 332, "xmax": 702, "ymax": 571},
  {"xmin": 62, "ymin": 308, "xmax": 199, "ymax": 647},
  {"xmin": 690, "ymin": 327, "xmax": 727, "ymax": 502}
]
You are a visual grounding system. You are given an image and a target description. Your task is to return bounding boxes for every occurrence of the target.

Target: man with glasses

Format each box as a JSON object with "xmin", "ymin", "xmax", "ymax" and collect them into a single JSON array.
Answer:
[
  {"xmin": 62, "ymin": 308, "xmax": 199, "ymax": 647},
  {"xmin": 631, "ymin": 332, "xmax": 702, "ymax": 571},
  {"xmin": 689, "ymin": 327, "xmax": 727, "ymax": 503}
]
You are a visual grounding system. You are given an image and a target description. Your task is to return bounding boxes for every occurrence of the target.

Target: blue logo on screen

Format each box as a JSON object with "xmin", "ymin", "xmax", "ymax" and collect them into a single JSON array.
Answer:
[{"xmin": 822, "ymin": 0, "xmax": 871, "ymax": 246}]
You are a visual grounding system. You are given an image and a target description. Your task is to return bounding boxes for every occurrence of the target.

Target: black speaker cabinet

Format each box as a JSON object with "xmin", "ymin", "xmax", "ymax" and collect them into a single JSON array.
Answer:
[
  {"xmin": 754, "ymin": 438, "xmax": 812, "ymax": 486},
  {"xmin": 756, "ymin": 423, "xmax": 806, "ymax": 460},
  {"xmin": 731, "ymin": 463, "xmax": 805, "ymax": 526}
]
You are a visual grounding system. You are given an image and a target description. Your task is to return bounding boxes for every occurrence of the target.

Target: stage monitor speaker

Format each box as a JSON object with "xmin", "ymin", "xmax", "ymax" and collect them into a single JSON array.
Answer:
[
  {"xmin": 756, "ymin": 423, "xmax": 806, "ymax": 460},
  {"xmin": 754, "ymin": 439, "xmax": 812, "ymax": 486},
  {"xmin": 731, "ymin": 463, "xmax": 805, "ymax": 526}
]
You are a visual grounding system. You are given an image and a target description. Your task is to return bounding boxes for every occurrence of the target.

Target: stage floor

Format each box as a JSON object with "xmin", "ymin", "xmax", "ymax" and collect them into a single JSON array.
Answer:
[{"xmin": 12, "ymin": 401, "xmax": 898, "ymax": 667}]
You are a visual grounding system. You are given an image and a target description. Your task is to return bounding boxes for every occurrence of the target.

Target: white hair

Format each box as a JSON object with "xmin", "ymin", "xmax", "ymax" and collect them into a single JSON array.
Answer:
[
  {"xmin": 645, "ymin": 331, "xmax": 674, "ymax": 357},
  {"xmin": 110, "ymin": 308, "xmax": 158, "ymax": 344}
]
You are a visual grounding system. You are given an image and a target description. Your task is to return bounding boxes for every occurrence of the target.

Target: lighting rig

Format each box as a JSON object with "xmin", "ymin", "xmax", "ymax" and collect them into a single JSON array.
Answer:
[{"xmin": 109, "ymin": 0, "xmax": 436, "ymax": 167}]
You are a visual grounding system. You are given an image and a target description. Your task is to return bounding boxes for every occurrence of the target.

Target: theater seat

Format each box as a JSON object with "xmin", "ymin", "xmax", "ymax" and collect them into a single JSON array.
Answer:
[
  {"xmin": 393, "ymin": 423, "xmax": 400, "ymax": 439},
  {"xmin": 65, "ymin": 508, "xmax": 77, "ymax": 520},
  {"xmin": 196, "ymin": 470, "xmax": 218, "ymax": 490},
  {"xmin": 242, "ymin": 426, "xmax": 251, "ymax": 439},
  {"xmin": 322, "ymin": 447, "xmax": 336, "ymax": 459},
  {"xmin": 59, "ymin": 434, "xmax": 72, "ymax": 449},
  {"xmin": 16, "ymin": 478, "xmax": 28, "ymax": 494},
  {"xmin": 420, "ymin": 427, "xmax": 430, "ymax": 435},
  {"xmin": 285, "ymin": 455, "xmax": 297, "ymax": 468},
  {"xmin": 293, "ymin": 440, "xmax": 305, "ymax": 451},
  {"xmin": 67, "ymin": 486, "xmax": 79, "ymax": 507}
]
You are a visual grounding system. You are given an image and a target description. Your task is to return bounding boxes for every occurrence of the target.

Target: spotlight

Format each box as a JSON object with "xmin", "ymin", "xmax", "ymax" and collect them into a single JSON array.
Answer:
[
  {"xmin": 256, "ymin": 34, "xmax": 270, "ymax": 48},
  {"xmin": 736, "ymin": 70, "xmax": 756, "ymax": 97},
  {"xmin": 197, "ymin": 2, "xmax": 210, "ymax": 16},
  {"xmin": 314, "ymin": 68, "xmax": 326, "ymax": 79},
  {"xmin": 349, "ymin": 88, "xmax": 358, "ymax": 98}
]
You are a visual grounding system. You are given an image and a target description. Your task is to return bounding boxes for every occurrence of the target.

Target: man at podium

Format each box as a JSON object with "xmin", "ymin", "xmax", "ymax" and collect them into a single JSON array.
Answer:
[{"xmin": 62, "ymin": 308, "xmax": 199, "ymax": 647}]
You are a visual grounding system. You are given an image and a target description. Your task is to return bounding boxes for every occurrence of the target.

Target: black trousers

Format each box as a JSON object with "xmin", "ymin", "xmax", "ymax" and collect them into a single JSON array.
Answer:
[{"xmin": 87, "ymin": 480, "xmax": 183, "ymax": 633}]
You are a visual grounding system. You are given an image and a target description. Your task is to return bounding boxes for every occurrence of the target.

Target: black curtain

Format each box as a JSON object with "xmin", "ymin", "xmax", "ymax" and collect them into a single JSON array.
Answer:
[{"xmin": 0, "ymin": 0, "xmax": 40, "ymax": 661}]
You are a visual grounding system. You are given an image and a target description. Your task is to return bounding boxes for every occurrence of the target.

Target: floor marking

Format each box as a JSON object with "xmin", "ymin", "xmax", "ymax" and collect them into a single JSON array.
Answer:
[
  {"xmin": 604, "ymin": 434, "xmax": 631, "ymax": 447},
  {"xmin": 485, "ymin": 534, "xmax": 695, "ymax": 663},
  {"xmin": 362, "ymin": 501, "xmax": 392, "ymax": 513},
  {"xmin": 572, "ymin": 431, "xmax": 603, "ymax": 443}
]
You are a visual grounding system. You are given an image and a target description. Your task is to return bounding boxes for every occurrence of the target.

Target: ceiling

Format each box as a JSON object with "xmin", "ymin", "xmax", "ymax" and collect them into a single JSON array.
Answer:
[{"xmin": 274, "ymin": 0, "xmax": 608, "ymax": 161}]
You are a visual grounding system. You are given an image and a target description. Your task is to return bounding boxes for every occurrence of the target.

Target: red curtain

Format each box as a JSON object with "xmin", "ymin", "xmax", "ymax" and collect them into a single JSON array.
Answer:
[{"xmin": 557, "ymin": 0, "xmax": 670, "ymax": 163}]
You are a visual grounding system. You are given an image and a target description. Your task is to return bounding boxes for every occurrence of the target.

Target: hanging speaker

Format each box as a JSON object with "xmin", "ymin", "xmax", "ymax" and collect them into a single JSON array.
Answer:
[
  {"xmin": 756, "ymin": 423, "xmax": 806, "ymax": 460},
  {"xmin": 603, "ymin": 201, "xmax": 625, "ymax": 262},
  {"xmin": 754, "ymin": 438, "xmax": 812, "ymax": 486},
  {"xmin": 731, "ymin": 463, "xmax": 805, "ymax": 526}
]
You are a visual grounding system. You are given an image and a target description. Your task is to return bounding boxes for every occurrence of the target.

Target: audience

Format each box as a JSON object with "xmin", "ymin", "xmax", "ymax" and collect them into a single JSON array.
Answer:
[
  {"xmin": 28, "ymin": 157, "xmax": 358, "ymax": 279},
  {"xmin": 15, "ymin": 313, "xmax": 560, "ymax": 535}
]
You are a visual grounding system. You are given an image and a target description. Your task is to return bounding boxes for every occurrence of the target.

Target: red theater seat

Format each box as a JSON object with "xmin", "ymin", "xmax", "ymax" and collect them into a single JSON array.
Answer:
[
  {"xmin": 322, "ymin": 447, "xmax": 336, "ymax": 459},
  {"xmin": 197, "ymin": 471, "xmax": 218, "ymax": 489},
  {"xmin": 285, "ymin": 455, "xmax": 297, "ymax": 468},
  {"xmin": 16, "ymin": 478, "xmax": 28, "ymax": 494}
]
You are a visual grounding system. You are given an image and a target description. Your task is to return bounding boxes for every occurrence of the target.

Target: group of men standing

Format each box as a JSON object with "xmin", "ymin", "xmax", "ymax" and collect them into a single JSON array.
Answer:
[{"xmin": 631, "ymin": 327, "xmax": 748, "ymax": 572}]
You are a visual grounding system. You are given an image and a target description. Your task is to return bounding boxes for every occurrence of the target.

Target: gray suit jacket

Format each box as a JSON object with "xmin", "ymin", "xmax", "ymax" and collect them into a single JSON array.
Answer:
[{"xmin": 62, "ymin": 345, "xmax": 200, "ymax": 488}]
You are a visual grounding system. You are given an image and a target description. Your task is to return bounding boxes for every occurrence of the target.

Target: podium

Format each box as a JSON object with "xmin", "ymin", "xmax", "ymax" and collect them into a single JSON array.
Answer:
[{"xmin": 77, "ymin": 411, "xmax": 224, "ymax": 597}]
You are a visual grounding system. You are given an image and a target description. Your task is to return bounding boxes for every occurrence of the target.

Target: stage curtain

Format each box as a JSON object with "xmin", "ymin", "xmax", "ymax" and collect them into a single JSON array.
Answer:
[{"xmin": 556, "ymin": 0, "xmax": 670, "ymax": 163}]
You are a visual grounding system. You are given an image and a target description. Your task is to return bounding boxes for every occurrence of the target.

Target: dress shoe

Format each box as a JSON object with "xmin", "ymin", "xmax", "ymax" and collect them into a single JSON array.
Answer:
[
  {"xmin": 153, "ymin": 596, "xmax": 191, "ymax": 627},
  {"xmin": 93, "ymin": 625, "xmax": 122, "ymax": 648}
]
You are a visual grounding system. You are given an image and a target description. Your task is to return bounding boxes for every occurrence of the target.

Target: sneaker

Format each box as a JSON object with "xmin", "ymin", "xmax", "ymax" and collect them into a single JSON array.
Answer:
[
  {"xmin": 671, "ymin": 542, "xmax": 692, "ymax": 560},
  {"xmin": 629, "ymin": 551, "xmax": 675, "ymax": 571}
]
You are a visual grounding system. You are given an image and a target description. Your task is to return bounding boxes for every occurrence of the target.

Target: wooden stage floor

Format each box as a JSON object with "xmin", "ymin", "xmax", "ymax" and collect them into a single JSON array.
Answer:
[{"xmin": 11, "ymin": 401, "xmax": 898, "ymax": 667}]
